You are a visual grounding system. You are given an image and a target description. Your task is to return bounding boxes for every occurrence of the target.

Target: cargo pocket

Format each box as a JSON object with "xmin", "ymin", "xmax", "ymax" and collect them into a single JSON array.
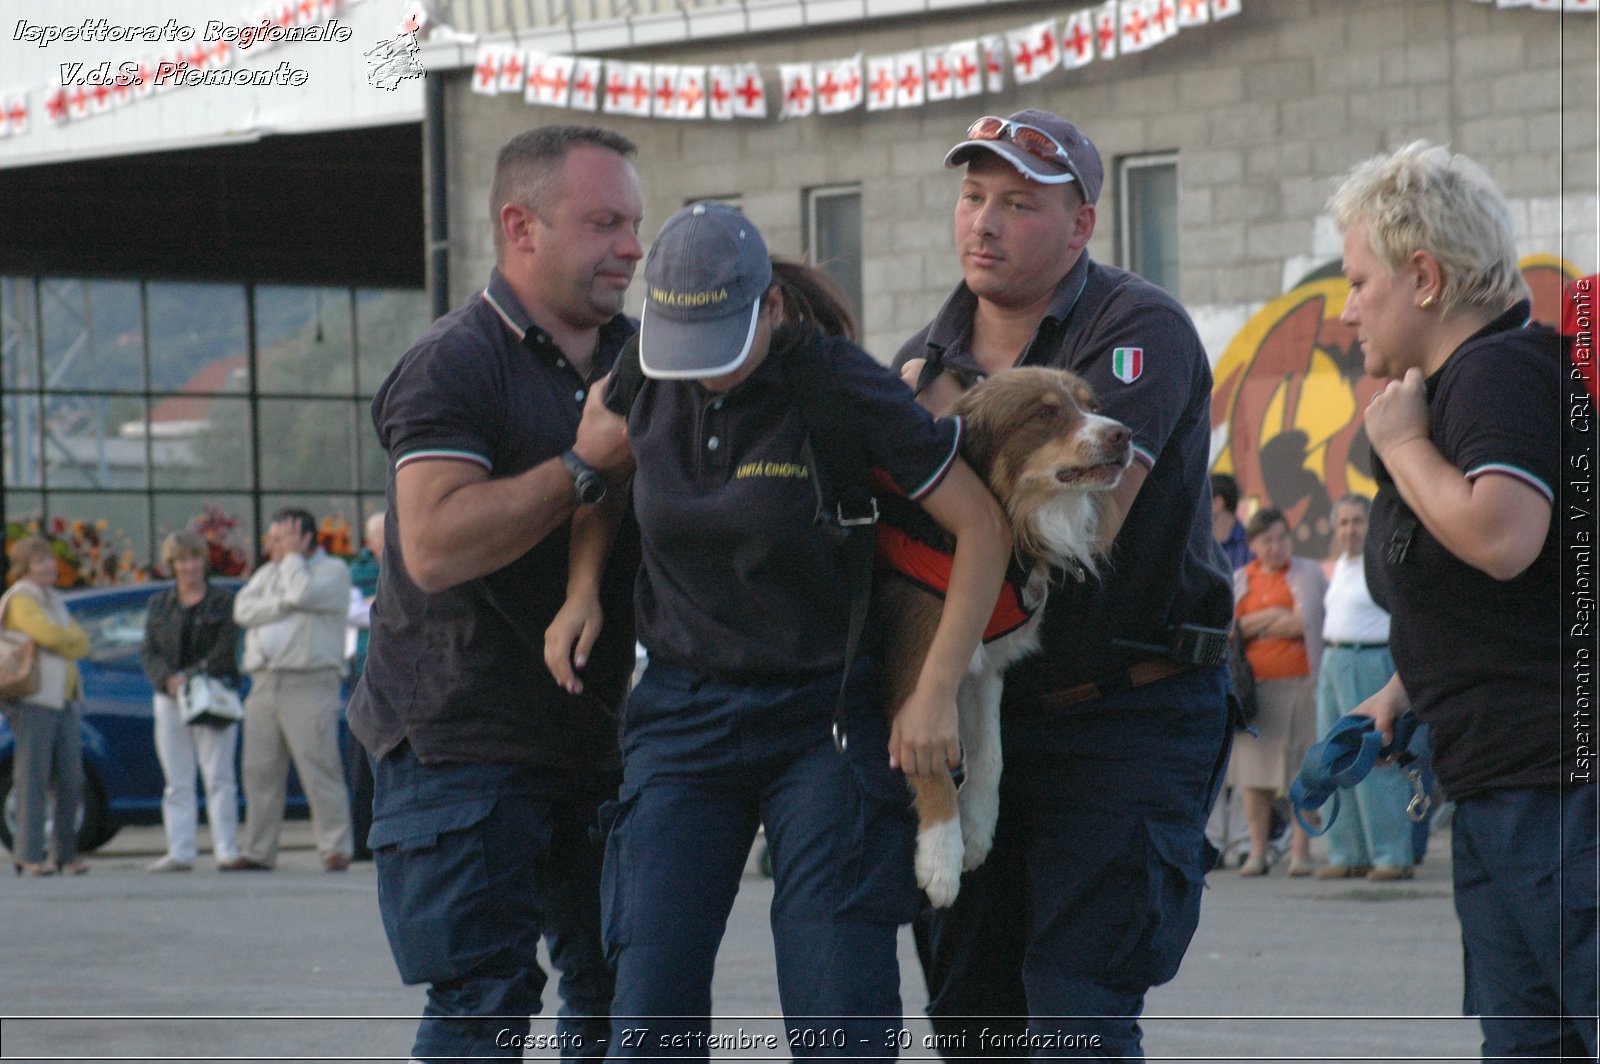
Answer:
[
  {"xmin": 370, "ymin": 798, "xmax": 500, "ymax": 987},
  {"xmin": 835, "ymin": 733, "xmax": 921, "ymax": 926},
  {"xmin": 598, "ymin": 787, "xmax": 642, "ymax": 963},
  {"xmin": 1102, "ymin": 817, "xmax": 1209, "ymax": 992}
]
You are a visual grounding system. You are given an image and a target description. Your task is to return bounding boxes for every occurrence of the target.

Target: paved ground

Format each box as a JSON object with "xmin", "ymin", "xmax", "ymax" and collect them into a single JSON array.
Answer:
[{"xmin": 0, "ymin": 820, "xmax": 1481, "ymax": 1062}]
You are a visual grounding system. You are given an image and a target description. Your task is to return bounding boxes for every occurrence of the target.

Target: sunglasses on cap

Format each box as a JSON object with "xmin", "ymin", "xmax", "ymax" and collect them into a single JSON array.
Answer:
[{"xmin": 965, "ymin": 115, "xmax": 1073, "ymax": 171}]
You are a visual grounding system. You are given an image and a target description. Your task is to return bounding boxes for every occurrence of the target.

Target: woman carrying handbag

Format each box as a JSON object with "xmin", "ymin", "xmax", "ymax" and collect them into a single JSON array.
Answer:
[
  {"xmin": 139, "ymin": 530, "xmax": 244, "ymax": 872},
  {"xmin": 2, "ymin": 536, "xmax": 92, "ymax": 877}
]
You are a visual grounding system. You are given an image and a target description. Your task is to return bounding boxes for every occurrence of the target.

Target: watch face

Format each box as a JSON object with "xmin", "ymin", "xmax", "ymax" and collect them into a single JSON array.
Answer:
[{"xmin": 575, "ymin": 472, "xmax": 606, "ymax": 505}]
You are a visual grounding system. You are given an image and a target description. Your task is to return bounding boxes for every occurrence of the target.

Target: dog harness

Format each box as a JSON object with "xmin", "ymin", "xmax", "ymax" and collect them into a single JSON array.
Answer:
[{"xmin": 873, "ymin": 483, "xmax": 1035, "ymax": 644}]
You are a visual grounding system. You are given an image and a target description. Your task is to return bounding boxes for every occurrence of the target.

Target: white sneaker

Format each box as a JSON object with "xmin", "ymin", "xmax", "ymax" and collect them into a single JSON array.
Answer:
[{"xmin": 146, "ymin": 855, "xmax": 193, "ymax": 873}]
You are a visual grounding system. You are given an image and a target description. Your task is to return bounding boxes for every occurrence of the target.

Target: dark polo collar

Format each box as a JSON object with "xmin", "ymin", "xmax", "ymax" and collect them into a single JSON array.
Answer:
[
  {"xmin": 481, "ymin": 266, "xmax": 635, "ymax": 367},
  {"xmin": 924, "ymin": 252, "xmax": 1092, "ymax": 364}
]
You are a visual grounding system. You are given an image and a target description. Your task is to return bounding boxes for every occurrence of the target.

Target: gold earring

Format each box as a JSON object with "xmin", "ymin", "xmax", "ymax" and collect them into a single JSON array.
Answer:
[{"xmin": 1419, "ymin": 294, "xmax": 1436, "ymax": 309}]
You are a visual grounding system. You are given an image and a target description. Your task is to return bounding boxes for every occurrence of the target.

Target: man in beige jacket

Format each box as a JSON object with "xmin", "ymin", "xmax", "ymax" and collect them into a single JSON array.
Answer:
[{"xmin": 226, "ymin": 507, "xmax": 354, "ymax": 871}]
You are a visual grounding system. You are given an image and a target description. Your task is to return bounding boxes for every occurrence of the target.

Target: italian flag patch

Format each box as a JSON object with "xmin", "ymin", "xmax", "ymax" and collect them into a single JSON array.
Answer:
[{"xmin": 1111, "ymin": 347, "xmax": 1143, "ymax": 383}]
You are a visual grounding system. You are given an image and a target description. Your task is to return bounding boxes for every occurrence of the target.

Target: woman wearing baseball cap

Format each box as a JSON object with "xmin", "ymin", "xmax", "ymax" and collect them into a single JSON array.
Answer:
[{"xmin": 546, "ymin": 202, "xmax": 1009, "ymax": 1058}]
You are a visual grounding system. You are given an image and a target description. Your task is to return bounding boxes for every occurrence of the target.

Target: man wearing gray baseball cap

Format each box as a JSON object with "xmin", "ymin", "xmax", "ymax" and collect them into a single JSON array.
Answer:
[
  {"xmin": 896, "ymin": 110, "xmax": 1233, "ymax": 1060},
  {"xmin": 547, "ymin": 201, "xmax": 1010, "ymax": 1059}
]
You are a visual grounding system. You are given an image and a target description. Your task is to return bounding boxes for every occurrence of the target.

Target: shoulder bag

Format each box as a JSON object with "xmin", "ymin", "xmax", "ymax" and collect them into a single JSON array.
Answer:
[{"xmin": 0, "ymin": 584, "xmax": 42, "ymax": 704}]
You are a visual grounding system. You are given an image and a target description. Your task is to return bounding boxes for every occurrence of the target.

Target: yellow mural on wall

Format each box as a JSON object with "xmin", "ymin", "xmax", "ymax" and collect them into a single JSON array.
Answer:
[{"xmin": 1210, "ymin": 254, "xmax": 1579, "ymax": 558}]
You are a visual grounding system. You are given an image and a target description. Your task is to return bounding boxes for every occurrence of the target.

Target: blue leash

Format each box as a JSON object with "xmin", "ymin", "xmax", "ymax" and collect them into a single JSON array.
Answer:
[{"xmin": 1290, "ymin": 711, "xmax": 1426, "ymax": 836}]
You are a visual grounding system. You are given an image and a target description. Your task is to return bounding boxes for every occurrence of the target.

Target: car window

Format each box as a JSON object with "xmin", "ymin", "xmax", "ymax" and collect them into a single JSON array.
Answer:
[{"xmin": 75, "ymin": 603, "xmax": 151, "ymax": 667}]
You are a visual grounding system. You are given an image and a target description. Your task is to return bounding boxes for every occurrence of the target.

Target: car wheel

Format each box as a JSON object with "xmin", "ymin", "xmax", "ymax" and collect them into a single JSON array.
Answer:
[{"xmin": 0, "ymin": 761, "xmax": 116, "ymax": 855}]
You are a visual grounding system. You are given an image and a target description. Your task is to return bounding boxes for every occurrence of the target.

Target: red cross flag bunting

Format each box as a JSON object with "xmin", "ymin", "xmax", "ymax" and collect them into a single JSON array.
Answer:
[
  {"xmin": 652, "ymin": 64, "xmax": 682, "ymax": 119},
  {"xmin": 1008, "ymin": 20, "xmax": 1057, "ymax": 83},
  {"xmin": 708, "ymin": 65, "xmax": 736, "ymax": 120},
  {"xmin": 44, "ymin": 88, "xmax": 67, "ymax": 126},
  {"xmin": 569, "ymin": 58, "xmax": 602, "ymax": 111},
  {"xmin": 1121, "ymin": 0, "xmax": 1155, "ymax": 54},
  {"xmin": 815, "ymin": 57, "xmax": 863, "ymax": 114},
  {"xmin": 1095, "ymin": 0, "xmax": 1120, "ymax": 59},
  {"xmin": 472, "ymin": 44, "xmax": 501, "ymax": 95},
  {"xmin": 731, "ymin": 63, "xmax": 767, "ymax": 118},
  {"xmin": 400, "ymin": 0, "xmax": 430, "ymax": 36},
  {"xmin": 894, "ymin": 50, "xmax": 926, "ymax": 108},
  {"xmin": 678, "ymin": 66, "xmax": 708, "ymax": 120},
  {"xmin": 499, "ymin": 46, "xmax": 527, "ymax": 94},
  {"xmin": 1178, "ymin": 0, "xmax": 1210, "ymax": 26},
  {"xmin": 1149, "ymin": 0, "xmax": 1179, "ymax": 43},
  {"xmin": 1061, "ymin": 10, "xmax": 1095, "ymax": 70},
  {"xmin": 948, "ymin": 41, "xmax": 983, "ymax": 99},
  {"xmin": 779, "ymin": 63, "xmax": 815, "ymax": 118},
  {"xmin": 865, "ymin": 55, "xmax": 897, "ymax": 112},
  {"xmin": 1565, "ymin": 0, "xmax": 1598, "ymax": 11},
  {"xmin": 527, "ymin": 54, "xmax": 575, "ymax": 108},
  {"xmin": 924, "ymin": 48, "xmax": 955, "ymax": 102},
  {"xmin": 1212, "ymin": 0, "xmax": 1241, "ymax": 19},
  {"xmin": 980, "ymin": 35, "xmax": 1008, "ymax": 93}
]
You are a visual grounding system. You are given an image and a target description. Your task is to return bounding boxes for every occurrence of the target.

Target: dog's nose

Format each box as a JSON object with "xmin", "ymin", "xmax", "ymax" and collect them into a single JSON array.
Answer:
[{"xmin": 1103, "ymin": 424, "xmax": 1131, "ymax": 449}]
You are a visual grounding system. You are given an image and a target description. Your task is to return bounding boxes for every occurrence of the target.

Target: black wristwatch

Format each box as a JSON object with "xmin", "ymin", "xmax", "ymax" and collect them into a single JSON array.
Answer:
[{"xmin": 561, "ymin": 449, "xmax": 607, "ymax": 505}]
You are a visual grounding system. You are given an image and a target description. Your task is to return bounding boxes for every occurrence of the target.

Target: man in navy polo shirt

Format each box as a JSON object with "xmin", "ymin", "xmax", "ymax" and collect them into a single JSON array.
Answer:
[
  {"xmin": 347, "ymin": 126, "xmax": 643, "ymax": 1063},
  {"xmin": 896, "ymin": 110, "xmax": 1234, "ymax": 1058}
]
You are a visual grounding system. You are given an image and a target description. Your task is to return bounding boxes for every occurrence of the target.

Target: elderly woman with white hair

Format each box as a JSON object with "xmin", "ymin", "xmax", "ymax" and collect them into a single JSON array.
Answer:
[{"xmin": 1333, "ymin": 141, "xmax": 1594, "ymax": 1059}]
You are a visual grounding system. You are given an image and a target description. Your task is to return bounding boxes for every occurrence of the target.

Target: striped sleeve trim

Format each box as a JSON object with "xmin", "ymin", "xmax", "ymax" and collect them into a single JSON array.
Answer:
[
  {"xmin": 395, "ymin": 449, "xmax": 493, "ymax": 472},
  {"xmin": 907, "ymin": 416, "xmax": 964, "ymax": 501},
  {"xmin": 1465, "ymin": 462, "xmax": 1554, "ymax": 504},
  {"xmin": 1131, "ymin": 442, "xmax": 1158, "ymax": 470}
]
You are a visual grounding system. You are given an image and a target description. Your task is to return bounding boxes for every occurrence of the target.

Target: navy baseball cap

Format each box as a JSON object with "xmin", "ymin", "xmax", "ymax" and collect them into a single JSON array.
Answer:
[
  {"xmin": 945, "ymin": 109, "xmax": 1104, "ymax": 204},
  {"xmin": 640, "ymin": 201, "xmax": 773, "ymax": 380}
]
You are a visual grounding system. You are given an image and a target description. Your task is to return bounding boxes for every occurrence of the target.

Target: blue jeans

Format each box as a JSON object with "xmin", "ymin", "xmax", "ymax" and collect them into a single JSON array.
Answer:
[
  {"xmin": 1453, "ymin": 784, "xmax": 1598, "ymax": 1062},
  {"xmin": 603, "ymin": 659, "xmax": 919, "ymax": 1063},
  {"xmin": 1314, "ymin": 646, "xmax": 1415, "ymax": 869},
  {"xmin": 914, "ymin": 667, "xmax": 1232, "ymax": 1060},
  {"xmin": 370, "ymin": 744, "xmax": 618, "ymax": 1063}
]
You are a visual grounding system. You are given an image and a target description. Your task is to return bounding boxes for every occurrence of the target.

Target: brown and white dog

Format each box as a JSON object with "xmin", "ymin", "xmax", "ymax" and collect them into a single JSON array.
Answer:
[{"xmin": 877, "ymin": 366, "xmax": 1131, "ymax": 907}]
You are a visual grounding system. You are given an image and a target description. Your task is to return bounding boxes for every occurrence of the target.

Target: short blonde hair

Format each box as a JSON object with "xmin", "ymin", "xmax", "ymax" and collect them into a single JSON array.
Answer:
[
  {"xmin": 8, "ymin": 536, "xmax": 54, "ymax": 584},
  {"xmin": 160, "ymin": 530, "xmax": 209, "ymax": 572},
  {"xmin": 1328, "ymin": 140, "xmax": 1527, "ymax": 319}
]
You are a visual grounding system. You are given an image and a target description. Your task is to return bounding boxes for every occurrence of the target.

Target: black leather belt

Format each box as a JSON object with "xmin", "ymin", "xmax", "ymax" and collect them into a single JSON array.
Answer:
[{"xmin": 1324, "ymin": 641, "xmax": 1388, "ymax": 650}]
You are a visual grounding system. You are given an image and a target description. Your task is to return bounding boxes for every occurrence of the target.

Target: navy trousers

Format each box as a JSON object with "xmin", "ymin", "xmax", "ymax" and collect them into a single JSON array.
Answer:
[
  {"xmin": 914, "ymin": 666, "xmax": 1232, "ymax": 1060},
  {"xmin": 370, "ymin": 744, "xmax": 618, "ymax": 1063},
  {"xmin": 1453, "ymin": 784, "xmax": 1598, "ymax": 1062},
  {"xmin": 603, "ymin": 660, "xmax": 921, "ymax": 1063}
]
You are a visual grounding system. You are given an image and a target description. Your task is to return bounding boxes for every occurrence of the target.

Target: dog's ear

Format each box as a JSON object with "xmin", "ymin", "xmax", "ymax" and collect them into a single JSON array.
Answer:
[{"xmin": 952, "ymin": 382, "xmax": 1006, "ymax": 480}]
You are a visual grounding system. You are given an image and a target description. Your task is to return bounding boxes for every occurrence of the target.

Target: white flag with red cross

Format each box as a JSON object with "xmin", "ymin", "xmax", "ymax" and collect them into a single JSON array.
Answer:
[
  {"xmin": 1564, "ymin": 0, "xmax": 1598, "ymax": 11},
  {"xmin": 44, "ymin": 87, "xmax": 68, "ymax": 126},
  {"xmin": 980, "ymin": 35, "xmax": 1008, "ymax": 92},
  {"xmin": 707, "ymin": 66, "xmax": 736, "ymax": 120},
  {"xmin": 815, "ymin": 57, "xmax": 862, "ymax": 114},
  {"xmin": 730, "ymin": 63, "xmax": 767, "ymax": 118},
  {"xmin": 568, "ymin": 58, "xmax": 603, "ymax": 111},
  {"xmin": 651, "ymin": 65, "xmax": 682, "ymax": 118},
  {"xmin": 497, "ymin": 47, "xmax": 527, "ymax": 94},
  {"xmin": 865, "ymin": 56, "xmax": 897, "ymax": 111},
  {"xmin": 1148, "ymin": 0, "xmax": 1179, "ymax": 42},
  {"xmin": 1060, "ymin": 10, "xmax": 1095, "ymax": 69},
  {"xmin": 131, "ymin": 59, "xmax": 156, "ymax": 98},
  {"xmin": 923, "ymin": 48, "xmax": 956, "ymax": 102},
  {"xmin": 1007, "ymin": 19, "xmax": 1057, "ymax": 83},
  {"xmin": 471, "ymin": 44, "xmax": 501, "ymax": 95},
  {"xmin": 1094, "ymin": 1, "xmax": 1119, "ymax": 60},
  {"xmin": 87, "ymin": 81, "xmax": 114, "ymax": 115},
  {"xmin": 779, "ymin": 64, "xmax": 815, "ymax": 118},
  {"xmin": 1177, "ymin": 0, "xmax": 1209, "ymax": 25},
  {"xmin": 894, "ymin": 50, "xmax": 925, "ymax": 107},
  {"xmin": 1121, "ymin": 0, "xmax": 1157, "ymax": 53},
  {"xmin": 526, "ymin": 54, "xmax": 575, "ymax": 107},
  {"xmin": 947, "ymin": 41, "xmax": 984, "ymax": 98},
  {"xmin": 677, "ymin": 66, "xmax": 708, "ymax": 119},
  {"xmin": 1211, "ymin": 0, "xmax": 1241, "ymax": 19},
  {"xmin": 399, "ymin": 1, "xmax": 430, "ymax": 35}
]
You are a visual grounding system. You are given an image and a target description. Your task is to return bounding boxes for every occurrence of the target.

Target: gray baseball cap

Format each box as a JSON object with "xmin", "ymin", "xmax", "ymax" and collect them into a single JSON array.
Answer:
[
  {"xmin": 640, "ymin": 201, "xmax": 773, "ymax": 380},
  {"xmin": 945, "ymin": 109, "xmax": 1104, "ymax": 204}
]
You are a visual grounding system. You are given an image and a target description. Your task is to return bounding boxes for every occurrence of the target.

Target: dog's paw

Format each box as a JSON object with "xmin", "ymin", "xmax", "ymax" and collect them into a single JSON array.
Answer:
[
  {"xmin": 958, "ymin": 787, "xmax": 1000, "ymax": 871},
  {"xmin": 916, "ymin": 818, "xmax": 964, "ymax": 908}
]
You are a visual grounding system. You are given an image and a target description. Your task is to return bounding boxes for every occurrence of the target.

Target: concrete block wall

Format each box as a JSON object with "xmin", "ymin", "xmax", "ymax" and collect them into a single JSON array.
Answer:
[{"xmin": 442, "ymin": 0, "xmax": 1596, "ymax": 365}]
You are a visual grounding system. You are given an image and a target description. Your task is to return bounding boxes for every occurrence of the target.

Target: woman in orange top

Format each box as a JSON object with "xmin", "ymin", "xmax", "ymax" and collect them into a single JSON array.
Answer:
[{"xmin": 1229, "ymin": 508, "xmax": 1325, "ymax": 877}]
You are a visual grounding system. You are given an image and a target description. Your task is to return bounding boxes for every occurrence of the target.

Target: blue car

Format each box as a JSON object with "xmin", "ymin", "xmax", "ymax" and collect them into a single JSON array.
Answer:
[{"xmin": 0, "ymin": 580, "xmax": 353, "ymax": 853}]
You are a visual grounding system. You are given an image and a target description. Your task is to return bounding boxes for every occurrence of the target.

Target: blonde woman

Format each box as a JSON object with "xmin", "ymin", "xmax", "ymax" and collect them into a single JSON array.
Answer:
[
  {"xmin": 2, "ymin": 536, "xmax": 91, "ymax": 876},
  {"xmin": 139, "ymin": 531, "xmax": 244, "ymax": 872}
]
